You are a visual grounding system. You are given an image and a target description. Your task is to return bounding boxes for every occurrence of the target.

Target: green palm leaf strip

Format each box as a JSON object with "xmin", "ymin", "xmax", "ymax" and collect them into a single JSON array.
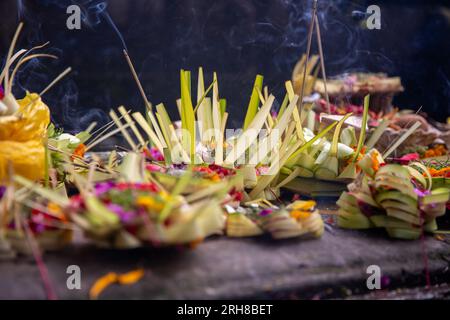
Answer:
[
  {"xmin": 220, "ymin": 99, "xmax": 227, "ymax": 117},
  {"xmin": 249, "ymin": 120, "xmax": 339, "ymax": 198},
  {"xmin": 243, "ymin": 75, "xmax": 263, "ymax": 130},
  {"xmin": 352, "ymin": 94, "xmax": 370, "ymax": 163},
  {"xmin": 180, "ymin": 70, "xmax": 196, "ymax": 162},
  {"xmin": 158, "ymin": 167, "xmax": 192, "ymax": 222},
  {"xmin": 277, "ymin": 94, "xmax": 289, "ymax": 120},
  {"xmin": 193, "ymin": 78, "xmax": 216, "ymax": 113},
  {"xmin": 287, "ymin": 120, "xmax": 338, "ymax": 164}
]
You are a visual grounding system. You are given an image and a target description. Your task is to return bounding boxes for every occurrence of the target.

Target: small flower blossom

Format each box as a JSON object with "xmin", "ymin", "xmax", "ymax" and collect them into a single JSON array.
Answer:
[
  {"xmin": 94, "ymin": 181, "xmax": 115, "ymax": 195},
  {"xmin": 259, "ymin": 209, "xmax": 273, "ymax": 216},
  {"xmin": 144, "ymin": 147, "xmax": 164, "ymax": 161}
]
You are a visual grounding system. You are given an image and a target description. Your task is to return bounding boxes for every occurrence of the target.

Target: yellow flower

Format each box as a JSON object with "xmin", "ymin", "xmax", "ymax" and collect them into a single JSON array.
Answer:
[
  {"xmin": 289, "ymin": 200, "xmax": 316, "ymax": 221},
  {"xmin": 291, "ymin": 200, "xmax": 316, "ymax": 211},
  {"xmin": 136, "ymin": 196, "xmax": 163, "ymax": 211},
  {"xmin": 47, "ymin": 202, "xmax": 61, "ymax": 214},
  {"xmin": 290, "ymin": 210, "xmax": 312, "ymax": 220},
  {"xmin": 47, "ymin": 202, "xmax": 66, "ymax": 220},
  {"xmin": 210, "ymin": 173, "xmax": 221, "ymax": 182},
  {"xmin": 136, "ymin": 196, "xmax": 154, "ymax": 207},
  {"xmin": 159, "ymin": 190, "xmax": 170, "ymax": 200}
]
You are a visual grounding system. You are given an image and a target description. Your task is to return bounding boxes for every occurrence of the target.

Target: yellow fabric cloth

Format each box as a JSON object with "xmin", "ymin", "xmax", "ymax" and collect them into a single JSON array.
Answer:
[
  {"xmin": 0, "ymin": 93, "xmax": 50, "ymax": 182},
  {"xmin": 0, "ymin": 93, "xmax": 50, "ymax": 141}
]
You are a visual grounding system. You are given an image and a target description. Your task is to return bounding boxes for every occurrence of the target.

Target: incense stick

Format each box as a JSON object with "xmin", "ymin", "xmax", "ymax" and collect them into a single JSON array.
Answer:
[
  {"xmin": 16, "ymin": 67, "xmax": 72, "ymax": 115},
  {"xmin": 123, "ymin": 49, "xmax": 152, "ymax": 111},
  {"xmin": 3, "ymin": 22, "xmax": 23, "ymax": 94},
  {"xmin": 123, "ymin": 50, "xmax": 167, "ymax": 147},
  {"xmin": 87, "ymin": 112, "xmax": 132, "ymax": 148},
  {"xmin": 85, "ymin": 123, "xmax": 134, "ymax": 152},
  {"xmin": 39, "ymin": 67, "xmax": 72, "ymax": 96},
  {"xmin": 381, "ymin": 106, "xmax": 423, "ymax": 154},
  {"xmin": 0, "ymin": 49, "xmax": 26, "ymax": 88},
  {"xmin": 314, "ymin": 13, "xmax": 330, "ymax": 114},
  {"xmin": 298, "ymin": 0, "xmax": 317, "ymax": 109},
  {"xmin": 23, "ymin": 218, "xmax": 57, "ymax": 300},
  {"xmin": 382, "ymin": 121, "xmax": 422, "ymax": 159},
  {"xmin": 7, "ymin": 41, "xmax": 52, "ymax": 90},
  {"xmin": 9, "ymin": 54, "xmax": 57, "ymax": 90}
]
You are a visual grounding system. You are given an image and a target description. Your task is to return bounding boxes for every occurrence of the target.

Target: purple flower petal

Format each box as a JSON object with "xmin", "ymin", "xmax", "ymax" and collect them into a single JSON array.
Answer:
[
  {"xmin": 106, "ymin": 203, "xmax": 135, "ymax": 223},
  {"xmin": 259, "ymin": 209, "xmax": 273, "ymax": 216},
  {"xmin": 150, "ymin": 147, "xmax": 164, "ymax": 161},
  {"xmin": 414, "ymin": 188, "xmax": 430, "ymax": 197},
  {"xmin": 94, "ymin": 181, "xmax": 115, "ymax": 195}
]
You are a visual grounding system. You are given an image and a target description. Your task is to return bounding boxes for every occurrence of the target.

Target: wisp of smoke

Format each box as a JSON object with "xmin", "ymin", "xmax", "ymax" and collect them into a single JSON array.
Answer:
[
  {"xmin": 84, "ymin": 1, "xmax": 128, "ymax": 50},
  {"xmin": 17, "ymin": 0, "xmax": 128, "ymax": 50},
  {"xmin": 14, "ymin": 0, "xmax": 125, "ymax": 131}
]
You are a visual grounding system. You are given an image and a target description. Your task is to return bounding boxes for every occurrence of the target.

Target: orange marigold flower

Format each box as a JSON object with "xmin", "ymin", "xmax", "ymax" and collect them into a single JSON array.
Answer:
[
  {"xmin": 71, "ymin": 143, "xmax": 86, "ymax": 161},
  {"xmin": 47, "ymin": 202, "xmax": 67, "ymax": 221},
  {"xmin": 290, "ymin": 210, "xmax": 311, "ymax": 220},
  {"xmin": 371, "ymin": 150, "xmax": 380, "ymax": 172},
  {"xmin": 428, "ymin": 167, "xmax": 450, "ymax": 177},
  {"xmin": 89, "ymin": 269, "xmax": 144, "ymax": 300}
]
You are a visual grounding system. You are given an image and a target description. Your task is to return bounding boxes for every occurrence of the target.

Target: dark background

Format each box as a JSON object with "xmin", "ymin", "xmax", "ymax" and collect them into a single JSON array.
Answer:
[{"xmin": 1, "ymin": 0, "xmax": 449, "ymax": 133}]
